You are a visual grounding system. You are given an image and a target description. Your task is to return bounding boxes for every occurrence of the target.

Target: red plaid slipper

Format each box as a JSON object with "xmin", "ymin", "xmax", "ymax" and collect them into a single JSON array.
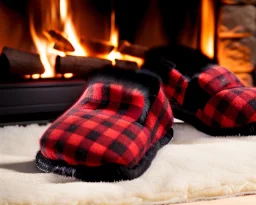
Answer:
[
  {"xmin": 143, "ymin": 59, "xmax": 256, "ymax": 136},
  {"xmin": 35, "ymin": 68, "xmax": 173, "ymax": 182}
]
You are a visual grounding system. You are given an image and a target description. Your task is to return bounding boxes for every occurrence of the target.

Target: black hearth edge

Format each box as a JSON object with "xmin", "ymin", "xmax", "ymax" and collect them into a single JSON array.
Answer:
[
  {"xmin": 0, "ymin": 44, "xmax": 215, "ymax": 126},
  {"xmin": 0, "ymin": 79, "xmax": 86, "ymax": 126},
  {"xmin": 0, "ymin": 46, "xmax": 140, "ymax": 126}
]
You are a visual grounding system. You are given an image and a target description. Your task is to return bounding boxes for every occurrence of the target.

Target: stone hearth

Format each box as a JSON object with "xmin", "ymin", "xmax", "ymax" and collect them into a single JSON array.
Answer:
[{"xmin": 218, "ymin": 0, "xmax": 256, "ymax": 86}]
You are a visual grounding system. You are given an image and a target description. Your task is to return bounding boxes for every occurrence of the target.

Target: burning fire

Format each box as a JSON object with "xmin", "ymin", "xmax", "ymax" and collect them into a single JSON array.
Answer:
[
  {"xmin": 105, "ymin": 10, "xmax": 122, "ymax": 62},
  {"xmin": 60, "ymin": 0, "xmax": 87, "ymax": 57},
  {"xmin": 29, "ymin": 0, "xmax": 143, "ymax": 78},
  {"xmin": 200, "ymin": 0, "xmax": 215, "ymax": 59},
  {"xmin": 30, "ymin": 0, "xmax": 86, "ymax": 78}
]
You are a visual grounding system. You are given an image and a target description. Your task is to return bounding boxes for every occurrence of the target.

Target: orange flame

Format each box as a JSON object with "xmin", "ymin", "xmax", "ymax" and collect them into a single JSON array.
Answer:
[
  {"xmin": 60, "ymin": 0, "xmax": 67, "ymax": 21},
  {"xmin": 61, "ymin": 0, "xmax": 87, "ymax": 56},
  {"xmin": 201, "ymin": 0, "xmax": 215, "ymax": 59},
  {"xmin": 29, "ymin": 0, "xmax": 143, "ymax": 78},
  {"xmin": 29, "ymin": 22, "xmax": 55, "ymax": 78},
  {"xmin": 106, "ymin": 11, "xmax": 143, "ymax": 67},
  {"xmin": 30, "ymin": 0, "xmax": 87, "ymax": 78}
]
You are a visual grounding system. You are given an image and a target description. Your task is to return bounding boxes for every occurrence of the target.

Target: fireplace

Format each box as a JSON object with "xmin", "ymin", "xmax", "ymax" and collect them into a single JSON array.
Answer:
[
  {"xmin": 217, "ymin": 0, "xmax": 256, "ymax": 88},
  {"xmin": 0, "ymin": 0, "xmax": 255, "ymax": 124}
]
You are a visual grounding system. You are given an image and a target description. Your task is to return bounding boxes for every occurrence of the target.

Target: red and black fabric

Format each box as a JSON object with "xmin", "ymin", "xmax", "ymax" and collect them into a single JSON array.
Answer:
[
  {"xmin": 142, "ymin": 59, "xmax": 256, "ymax": 136},
  {"xmin": 36, "ymin": 68, "xmax": 174, "ymax": 182}
]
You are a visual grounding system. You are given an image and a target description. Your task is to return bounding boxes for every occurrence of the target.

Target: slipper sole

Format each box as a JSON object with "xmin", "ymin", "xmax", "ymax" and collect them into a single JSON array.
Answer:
[{"xmin": 35, "ymin": 131, "xmax": 173, "ymax": 182}]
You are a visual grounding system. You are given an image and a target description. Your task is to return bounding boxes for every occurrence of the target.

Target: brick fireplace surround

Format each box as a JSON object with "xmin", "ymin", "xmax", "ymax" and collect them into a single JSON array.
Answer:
[{"xmin": 218, "ymin": 0, "xmax": 256, "ymax": 86}]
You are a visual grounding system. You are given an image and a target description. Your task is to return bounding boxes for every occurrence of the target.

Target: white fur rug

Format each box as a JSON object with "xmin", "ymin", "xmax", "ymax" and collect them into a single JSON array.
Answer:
[{"xmin": 1, "ymin": 122, "xmax": 256, "ymax": 205}]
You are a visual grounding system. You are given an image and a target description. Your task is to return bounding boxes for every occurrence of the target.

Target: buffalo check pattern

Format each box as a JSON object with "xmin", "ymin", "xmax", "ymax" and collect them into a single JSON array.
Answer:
[
  {"xmin": 198, "ymin": 65, "xmax": 244, "ymax": 95},
  {"xmin": 196, "ymin": 87, "xmax": 256, "ymax": 128},
  {"xmin": 162, "ymin": 68, "xmax": 188, "ymax": 105},
  {"xmin": 195, "ymin": 66, "xmax": 256, "ymax": 128},
  {"xmin": 39, "ymin": 72, "xmax": 173, "ymax": 168},
  {"xmin": 145, "ymin": 62, "xmax": 256, "ymax": 130}
]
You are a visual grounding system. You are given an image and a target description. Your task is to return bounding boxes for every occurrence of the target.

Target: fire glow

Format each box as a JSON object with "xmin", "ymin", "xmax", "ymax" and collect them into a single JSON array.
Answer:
[
  {"xmin": 29, "ymin": 0, "xmax": 143, "ymax": 78},
  {"xmin": 200, "ymin": 0, "xmax": 215, "ymax": 59}
]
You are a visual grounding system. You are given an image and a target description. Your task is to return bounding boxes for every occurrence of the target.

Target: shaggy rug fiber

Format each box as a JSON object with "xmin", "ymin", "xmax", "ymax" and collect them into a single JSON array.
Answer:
[{"xmin": 1, "ymin": 122, "xmax": 256, "ymax": 205}]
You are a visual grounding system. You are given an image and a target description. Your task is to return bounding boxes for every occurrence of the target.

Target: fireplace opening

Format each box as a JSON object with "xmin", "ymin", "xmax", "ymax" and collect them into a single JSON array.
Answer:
[
  {"xmin": 0, "ymin": 0, "xmax": 218, "ymax": 79},
  {"xmin": 0, "ymin": 0, "xmax": 255, "ymax": 124},
  {"xmin": 116, "ymin": 0, "xmax": 216, "ymax": 59}
]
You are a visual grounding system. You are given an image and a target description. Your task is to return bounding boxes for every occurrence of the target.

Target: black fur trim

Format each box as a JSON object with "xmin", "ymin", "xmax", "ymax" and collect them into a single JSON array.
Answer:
[
  {"xmin": 182, "ymin": 77, "xmax": 211, "ymax": 113},
  {"xmin": 86, "ymin": 68, "xmax": 161, "ymax": 123},
  {"xmin": 142, "ymin": 58, "xmax": 175, "ymax": 85},
  {"xmin": 143, "ymin": 44, "xmax": 216, "ymax": 79},
  {"xmin": 87, "ymin": 67, "xmax": 161, "ymax": 97},
  {"xmin": 35, "ymin": 131, "xmax": 173, "ymax": 182}
]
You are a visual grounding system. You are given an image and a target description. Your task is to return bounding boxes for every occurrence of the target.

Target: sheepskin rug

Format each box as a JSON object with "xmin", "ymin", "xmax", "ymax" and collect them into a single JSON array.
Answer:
[{"xmin": 1, "ymin": 122, "xmax": 256, "ymax": 205}]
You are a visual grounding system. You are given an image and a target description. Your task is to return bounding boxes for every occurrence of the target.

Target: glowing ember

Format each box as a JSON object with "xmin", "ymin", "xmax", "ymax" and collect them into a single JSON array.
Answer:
[
  {"xmin": 24, "ymin": 75, "xmax": 31, "ymax": 79},
  {"xmin": 63, "ymin": 73, "xmax": 73, "ymax": 78},
  {"xmin": 31, "ymin": 74, "xmax": 41, "ymax": 79},
  {"xmin": 201, "ymin": 0, "xmax": 215, "ymax": 59}
]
